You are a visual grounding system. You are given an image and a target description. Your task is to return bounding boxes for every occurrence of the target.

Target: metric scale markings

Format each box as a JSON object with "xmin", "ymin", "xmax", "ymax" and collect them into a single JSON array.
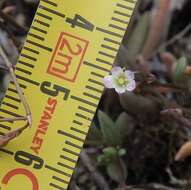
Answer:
[{"xmin": 0, "ymin": 0, "xmax": 137, "ymax": 190}]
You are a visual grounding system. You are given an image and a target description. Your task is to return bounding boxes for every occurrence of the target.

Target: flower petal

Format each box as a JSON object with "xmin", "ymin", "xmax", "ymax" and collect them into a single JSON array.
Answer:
[
  {"xmin": 126, "ymin": 80, "xmax": 136, "ymax": 91},
  {"xmin": 103, "ymin": 76, "xmax": 114, "ymax": 88},
  {"xmin": 115, "ymin": 86, "xmax": 126, "ymax": 94},
  {"xmin": 124, "ymin": 70, "xmax": 135, "ymax": 80},
  {"xmin": 111, "ymin": 66, "xmax": 123, "ymax": 76}
]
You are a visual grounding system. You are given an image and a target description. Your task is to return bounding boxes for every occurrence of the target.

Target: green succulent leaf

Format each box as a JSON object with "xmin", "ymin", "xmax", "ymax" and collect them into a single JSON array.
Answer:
[
  {"xmin": 125, "ymin": 12, "xmax": 150, "ymax": 64},
  {"xmin": 98, "ymin": 147, "xmax": 118, "ymax": 164},
  {"xmin": 174, "ymin": 56, "xmax": 187, "ymax": 82},
  {"xmin": 103, "ymin": 147, "xmax": 118, "ymax": 157},
  {"xmin": 118, "ymin": 148, "xmax": 126, "ymax": 156},
  {"xmin": 97, "ymin": 154, "xmax": 106, "ymax": 164},
  {"xmin": 98, "ymin": 110, "xmax": 122, "ymax": 146},
  {"xmin": 86, "ymin": 123, "xmax": 103, "ymax": 146},
  {"xmin": 115, "ymin": 112, "xmax": 134, "ymax": 139},
  {"xmin": 107, "ymin": 158, "xmax": 127, "ymax": 183}
]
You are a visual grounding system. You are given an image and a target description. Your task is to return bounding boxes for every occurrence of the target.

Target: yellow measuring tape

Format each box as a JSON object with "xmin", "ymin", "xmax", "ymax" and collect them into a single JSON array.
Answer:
[{"xmin": 0, "ymin": 0, "xmax": 137, "ymax": 189}]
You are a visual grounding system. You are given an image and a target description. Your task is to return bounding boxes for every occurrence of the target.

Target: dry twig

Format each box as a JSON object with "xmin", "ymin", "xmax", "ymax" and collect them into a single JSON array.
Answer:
[
  {"xmin": 150, "ymin": 23, "xmax": 191, "ymax": 59},
  {"xmin": 80, "ymin": 150, "xmax": 110, "ymax": 190}
]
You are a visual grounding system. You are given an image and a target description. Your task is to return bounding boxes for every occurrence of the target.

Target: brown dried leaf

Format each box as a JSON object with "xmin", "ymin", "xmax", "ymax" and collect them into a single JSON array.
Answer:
[
  {"xmin": 160, "ymin": 52, "xmax": 176, "ymax": 75},
  {"xmin": 2, "ymin": 6, "xmax": 16, "ymax": 14},
  {"xmin": 175, "ymin": 141, "xmax": 191, "ymax": 161}
]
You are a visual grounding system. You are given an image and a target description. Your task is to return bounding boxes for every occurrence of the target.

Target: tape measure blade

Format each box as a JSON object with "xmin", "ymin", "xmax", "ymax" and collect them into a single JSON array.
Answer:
[{"xmin": 0, "ymin": 0, "xmax": 137, "ymax": 189}]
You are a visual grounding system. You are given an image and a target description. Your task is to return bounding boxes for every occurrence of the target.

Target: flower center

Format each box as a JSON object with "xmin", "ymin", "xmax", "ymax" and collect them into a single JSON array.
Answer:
[{"xmin": 116, "ymin": 74, "xmax": 128, "ymax": 86}]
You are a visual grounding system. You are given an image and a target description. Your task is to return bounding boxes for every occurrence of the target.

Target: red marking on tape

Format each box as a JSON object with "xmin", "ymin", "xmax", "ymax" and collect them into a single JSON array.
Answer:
[
  {"xmin": 30, "ymin": 97, "xmax": 57, "ymax": 155},
  {"xmin": 48, "ymin": 32, "xmax": 89, "ymax": 82},
  {"xmin": 2, "ymin": 168, "xmax": 39, "ymax": 190}
]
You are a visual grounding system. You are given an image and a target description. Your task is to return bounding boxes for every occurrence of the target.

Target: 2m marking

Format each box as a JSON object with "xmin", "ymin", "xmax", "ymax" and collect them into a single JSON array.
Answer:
[{"xmin": 47, "ymin": 32, "xmax": 89, "ymax": 82}]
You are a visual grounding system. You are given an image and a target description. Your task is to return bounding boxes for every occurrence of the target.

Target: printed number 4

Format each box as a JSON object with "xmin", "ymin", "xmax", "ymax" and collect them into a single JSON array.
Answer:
[{"xmin": 66, "ymin": 14, "xmax": 94, "ymax": 31}]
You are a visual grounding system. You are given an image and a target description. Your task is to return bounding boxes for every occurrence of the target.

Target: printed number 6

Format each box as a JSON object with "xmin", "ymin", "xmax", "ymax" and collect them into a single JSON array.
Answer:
[{"xmin": 14, "ymin": 151, "xmax": 44, "ymax": 169}]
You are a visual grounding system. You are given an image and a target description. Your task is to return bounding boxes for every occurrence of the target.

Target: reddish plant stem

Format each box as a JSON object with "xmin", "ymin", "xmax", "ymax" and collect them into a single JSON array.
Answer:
[{"xmin": 142, "ymin": 0, "xmax": 171, "ymax": 59}]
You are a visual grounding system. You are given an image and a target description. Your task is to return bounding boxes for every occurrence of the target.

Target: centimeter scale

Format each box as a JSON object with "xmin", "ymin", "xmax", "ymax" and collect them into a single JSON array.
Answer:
[{"xmin": 0, "ymin": 0, "xmax": 137, "ymax": 189}]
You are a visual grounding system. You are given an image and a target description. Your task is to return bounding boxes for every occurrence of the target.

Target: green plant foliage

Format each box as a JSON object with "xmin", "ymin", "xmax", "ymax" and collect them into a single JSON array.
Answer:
[
  {"xmin": 106, "ymin": 158, "xmax": 127, "ymax": 184},
  {"xmin": 103, "ymin": 147, "xmax": 118, "ymax": 157},
  {"xmin": 86, "ymin": 123, "xmax": 103, "ymax": 146},
  {"xmin": 118, "ymin": 148, "xmax": 126, "ymax": 156},
  {"xmin": 125, "ymin": 12, "xmax": 150, "ymax": 65},
  {"xmin": 97, "ymin": 146, "xmax": 128, "ymax": 184},
  {"xmin": 98, "ymin": 147, "xmax": 118, "ymax": 164},
  {"xmin": 115, "ymin": 112, "xmax": 134, "ymax": 140},
  {"xmin": 174, "ymin": 56, "xmax": 187, "ymax": 82},
  {"xmin": 98, "ymin": 110, "xmax": 122, "ymax": 146}
]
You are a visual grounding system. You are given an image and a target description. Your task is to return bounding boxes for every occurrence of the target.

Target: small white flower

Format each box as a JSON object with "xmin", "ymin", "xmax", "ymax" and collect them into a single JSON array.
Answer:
[{"xmin": 103, "ymin": 66, "xmax": 136, "ymax": 94}]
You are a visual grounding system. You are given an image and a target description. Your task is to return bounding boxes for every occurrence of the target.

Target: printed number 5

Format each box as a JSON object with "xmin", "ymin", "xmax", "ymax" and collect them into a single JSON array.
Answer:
[{"xmin": 40, "ymin": 81, "xmax": 70, "ymax": 100}]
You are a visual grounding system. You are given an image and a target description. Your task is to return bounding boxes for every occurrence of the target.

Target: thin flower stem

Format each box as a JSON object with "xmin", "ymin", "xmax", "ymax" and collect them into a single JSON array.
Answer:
[
  {"xmin": 0, "ymin": 46, "xmax": 32, "ymax": 127},
  {"xmin": 0, "ymin": 122, "xmax": 29, "ymax": 147},
  {"xmin": 0, "ymin": 116, "xmax": 27, "ymax": 122}
]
